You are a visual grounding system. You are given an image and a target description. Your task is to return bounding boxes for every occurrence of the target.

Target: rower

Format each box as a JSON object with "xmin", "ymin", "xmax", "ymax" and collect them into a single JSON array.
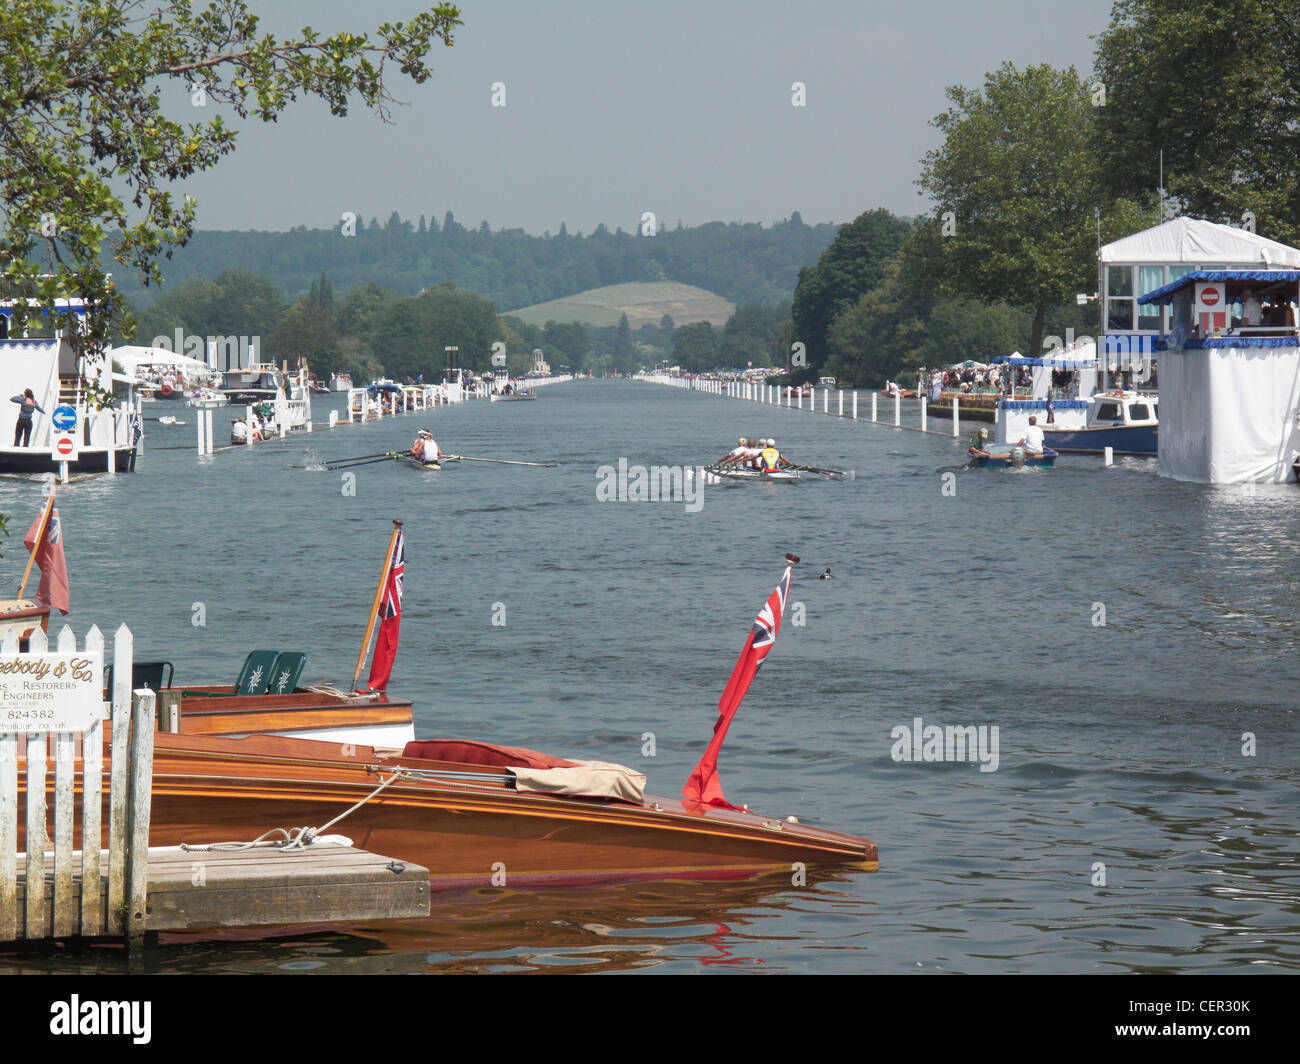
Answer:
[
  {"xmin": 717, "ymin": 437, "xmax": 748, "ymax": 467},
  {"xmin": 410, "ymin": 428, "xmax": 443, "ymax": 462},
  {"xmin": 757, "ymin": 439, "xmax": 783, "ymax": 472}
]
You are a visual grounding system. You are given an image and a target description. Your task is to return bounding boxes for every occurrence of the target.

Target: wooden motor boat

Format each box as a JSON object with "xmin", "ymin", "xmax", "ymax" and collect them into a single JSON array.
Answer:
[
  {"xmin": 489, "ymin": 392, "xmax": 537, "ymax": 402},
  {"xmin": 0, "ymin": 598, "xmax": 49, "ymax": 651},
  {"xmin": 140, "ymin": 732, "xmax": 875, "ymax": 889},
  {"xmin": 14, "ymin": 728, "xmax": 875, "ymax": 891}
]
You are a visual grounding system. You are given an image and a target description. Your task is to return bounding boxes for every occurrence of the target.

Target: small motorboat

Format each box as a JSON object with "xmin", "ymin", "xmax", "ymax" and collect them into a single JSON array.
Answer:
[{"xmin": 969, "ymin": 444, "xmax": 1058, "ymax": 469}]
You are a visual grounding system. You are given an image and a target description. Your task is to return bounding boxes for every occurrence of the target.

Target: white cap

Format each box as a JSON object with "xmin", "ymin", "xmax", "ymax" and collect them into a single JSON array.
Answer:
[{"xmin": 767, "ymin": 440, "xmax": 776, "ymax": 448}]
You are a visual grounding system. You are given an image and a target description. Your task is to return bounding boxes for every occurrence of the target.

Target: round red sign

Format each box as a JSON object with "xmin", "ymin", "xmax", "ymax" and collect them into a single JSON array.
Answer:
[
  {"xmin": 56, "ymin": 437, "xmax": 74, "ymax": 456},
  {"xmin": 1202, "ymin": 287, "xmax": 1221, "ymax": 306}
]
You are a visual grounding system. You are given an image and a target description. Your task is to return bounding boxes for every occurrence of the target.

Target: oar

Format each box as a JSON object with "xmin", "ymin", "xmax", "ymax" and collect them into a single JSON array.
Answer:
[
  {"xmin": 791, "ymin": 464, "xmax": 855, "ymax": 481},
  {"xmin": 442, "ymin": 454, "xmax": 557, "ymax": 467},
  {"xmin": 328, "ymin": 451, "xmax": 398, "ymax": 464},
  {"xmin": 325, "ymin": 453, "xmax": 402, "ymax": 470}
]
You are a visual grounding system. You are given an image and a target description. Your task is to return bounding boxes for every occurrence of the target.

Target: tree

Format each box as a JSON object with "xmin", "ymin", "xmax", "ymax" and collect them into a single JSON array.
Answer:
[
  {"xmin": 0, "ymin": 0, "xmax": 463, "ymax": 373},
  {"xmin": 1093, "ymin": 0, "xmax": 1300, "ymax": 244},
  {"xmin": 672, "ymin": 321, "xmax": 719, "ymax": 372},
  {"xmin": 790, "ymin": 208, "xmax": 909, "ymax": 380},
  {"xmin": 916, "ymin": 63, "xmax": 1105, "ymax": 359}
]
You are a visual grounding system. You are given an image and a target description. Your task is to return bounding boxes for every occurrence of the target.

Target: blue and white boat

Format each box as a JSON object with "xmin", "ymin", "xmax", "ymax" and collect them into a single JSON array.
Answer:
[{"xmin": 1041, "ymin": 391, "xmax": 1158, "ymax": 455}]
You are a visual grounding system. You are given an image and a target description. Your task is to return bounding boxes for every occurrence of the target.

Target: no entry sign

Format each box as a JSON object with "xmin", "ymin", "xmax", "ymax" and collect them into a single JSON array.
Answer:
[{"xmin": 51, "ymin": 433, "xmax": 79, "ymax": 461}]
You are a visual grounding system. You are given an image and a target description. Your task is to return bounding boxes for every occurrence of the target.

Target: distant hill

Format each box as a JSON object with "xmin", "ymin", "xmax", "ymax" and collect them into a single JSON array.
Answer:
[
  {"xmin": 507, "ymin": 282, "xmax": 734, "ymax": 329},
  {"xmin": 107, "ymin": 212, "xmax": 836, "ymax": 311}
]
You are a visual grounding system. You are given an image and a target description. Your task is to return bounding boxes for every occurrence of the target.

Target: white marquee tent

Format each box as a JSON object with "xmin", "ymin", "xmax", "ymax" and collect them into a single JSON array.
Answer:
[
  {"xmin": 108, "ymin": 345, "xmax": 213, "ymax": 378},
  {"xmin": 1100, "ymin": 217, "xmax": 1300, "ymax": 267}
]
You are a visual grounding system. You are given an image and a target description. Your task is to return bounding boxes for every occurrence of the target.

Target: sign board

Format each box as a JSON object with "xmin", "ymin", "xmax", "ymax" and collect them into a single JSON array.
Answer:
[
  {"xmin": 51, "ymin": 433, "xmax": 79, "ymax": 461},
  {"xmin": 0, "ymin": 651, "xmax": 104, "ymax": 733},
  {"xmin": 51, "ymin": 404, "xmax": 78, "ymax": 432},
  {"xmin": 1194, "ymin": 283, "xmax": 1227, "ymax": 334}
]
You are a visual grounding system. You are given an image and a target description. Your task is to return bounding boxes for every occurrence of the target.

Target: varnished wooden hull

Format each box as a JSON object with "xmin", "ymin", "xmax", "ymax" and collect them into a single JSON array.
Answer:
[{"xmin": 18, "ymin": 732, "xmax": 877, "ymax": 891}]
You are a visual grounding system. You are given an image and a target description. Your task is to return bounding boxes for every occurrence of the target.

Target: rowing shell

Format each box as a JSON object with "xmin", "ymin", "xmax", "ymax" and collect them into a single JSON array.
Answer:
[
  {"xmin": 396, "ymin": 454, "xmax": 443, "ymax": 471},
  {"xmin": 691, "ymin": 465, "xmax": 801, "ymax": 485}
]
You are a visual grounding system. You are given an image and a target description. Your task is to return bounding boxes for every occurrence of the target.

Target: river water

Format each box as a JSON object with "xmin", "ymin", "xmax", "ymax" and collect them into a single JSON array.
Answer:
[{"xmin": 0, "ymin": 381, "xmax": 1295, "ymax": 975}]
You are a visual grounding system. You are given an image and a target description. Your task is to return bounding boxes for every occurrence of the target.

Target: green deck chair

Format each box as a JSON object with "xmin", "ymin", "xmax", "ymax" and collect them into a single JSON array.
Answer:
[
  {"xmin": 265, "ymin": 651, "xmax": 307, "ymax": 695},
  {"xmin": 104, "ymin": 661, "xmax": 173, "ymax": 695},
  {"xmin": 233, "ymin": 649, "xmax": 281, "ymax": 696}
]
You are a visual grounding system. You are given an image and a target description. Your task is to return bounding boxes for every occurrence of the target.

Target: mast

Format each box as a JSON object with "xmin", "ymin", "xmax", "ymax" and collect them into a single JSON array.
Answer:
[
  {"xmin": 351, "ymin": 519, "xmax": 402, "ymax": 692},
  {"xmin": 16, "ymin": 490, "xmax": 55, "ymax": 599}
]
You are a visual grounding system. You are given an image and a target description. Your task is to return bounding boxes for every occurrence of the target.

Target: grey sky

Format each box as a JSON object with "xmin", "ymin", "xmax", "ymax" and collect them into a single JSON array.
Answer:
[{"xmin": 182, "ymin": 0, "xmax": 1115, "ymax": 234}]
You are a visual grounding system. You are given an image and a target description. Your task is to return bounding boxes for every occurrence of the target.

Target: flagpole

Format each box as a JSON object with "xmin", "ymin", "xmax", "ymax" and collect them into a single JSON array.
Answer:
[
  {"xmin": 351, "ymin": 519, "xmax": 402, "ymax": 692},
  {"xmin": 16, "ymin": 490, "xmax": 56, "ymax": 599}
]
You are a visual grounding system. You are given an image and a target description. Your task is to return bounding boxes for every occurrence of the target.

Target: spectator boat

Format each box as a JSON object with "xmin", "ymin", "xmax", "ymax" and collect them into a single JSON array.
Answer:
[{"xmin": 1040, "ymin": 391, "xmax": 1158, "ymax": 455}]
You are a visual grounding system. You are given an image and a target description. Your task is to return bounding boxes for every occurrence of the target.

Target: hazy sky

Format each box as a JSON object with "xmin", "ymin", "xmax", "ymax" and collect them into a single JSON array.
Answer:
[{"xmin": 179, "ymin": 0, "xmax": 1115, "ymax": 234}]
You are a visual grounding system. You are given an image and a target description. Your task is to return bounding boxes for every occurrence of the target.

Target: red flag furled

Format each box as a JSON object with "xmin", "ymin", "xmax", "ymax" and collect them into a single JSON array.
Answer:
[
  {"xmin": 23, "ymin": 502, "xmax": 70, "ymax": 615},
  {"xmin": 365, "ymin": 530, "xmax": 405, "ymax": 692},
  {"xmin": 683, "ymin": 558, "xmax": 795, "ymax": 809}
]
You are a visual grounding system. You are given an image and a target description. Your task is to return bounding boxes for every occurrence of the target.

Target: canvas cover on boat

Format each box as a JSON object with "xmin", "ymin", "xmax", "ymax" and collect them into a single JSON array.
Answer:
[{"xmin": 508, "ymin": 760, "xmax": 647, "ymax": 803}]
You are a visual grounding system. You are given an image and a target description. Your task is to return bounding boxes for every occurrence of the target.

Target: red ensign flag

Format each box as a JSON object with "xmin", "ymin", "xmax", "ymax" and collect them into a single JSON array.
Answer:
[
  {"xmin": 683, "ymin": 563, "xmax": 793, "ymax": 809},
  {"xmin": 365, "ymin": 530, "xmax": 405, "ymax": 692},
  {"xmin": 23, "ymin": 504, "xmax": 70, "ymax": 615}
]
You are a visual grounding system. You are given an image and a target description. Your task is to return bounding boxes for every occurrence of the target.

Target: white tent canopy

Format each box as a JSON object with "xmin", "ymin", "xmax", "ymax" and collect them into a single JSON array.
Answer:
[
  {"xmin": 108, "ymin": 345, "xmax": 213, "ymax": 377},
  {"xmin": 1100, "ymin": 217, "xmax": 1300, "ymax": 267}
]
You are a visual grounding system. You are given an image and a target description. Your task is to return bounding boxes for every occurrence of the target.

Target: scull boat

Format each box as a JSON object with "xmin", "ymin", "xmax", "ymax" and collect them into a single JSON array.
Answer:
[{"xmin": 692, "ymin": 465, "xmax": 801, "ymax": 485}]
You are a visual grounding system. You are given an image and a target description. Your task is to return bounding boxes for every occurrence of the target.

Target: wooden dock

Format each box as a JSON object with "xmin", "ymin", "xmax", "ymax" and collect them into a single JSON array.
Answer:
[
  {"xmin": 1, "ymin": 623, "xmax": 428, "ymax": 954},
  {"xmin": 10, "ymin": 845, "xmax": 429, "ymax": 937}
]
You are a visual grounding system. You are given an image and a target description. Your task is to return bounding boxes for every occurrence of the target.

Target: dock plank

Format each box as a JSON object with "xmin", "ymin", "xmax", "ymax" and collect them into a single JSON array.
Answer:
[{"xmin": 5, "ymin": 845, "xmax": 429, "ymax": 939}]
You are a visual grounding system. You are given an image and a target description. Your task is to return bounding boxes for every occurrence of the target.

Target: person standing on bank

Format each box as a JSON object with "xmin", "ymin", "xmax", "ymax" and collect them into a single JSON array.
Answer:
[{"xmin": 10, "ymin": 389, "xmax": 45, "ymax": 446}]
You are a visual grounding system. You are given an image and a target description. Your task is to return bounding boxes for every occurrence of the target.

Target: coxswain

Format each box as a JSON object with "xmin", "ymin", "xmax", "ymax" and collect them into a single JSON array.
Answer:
[
  {"xmin": 819, "ymin": 567, "xmax": 832, "ymax": 580},
  {"xmin": 410, "ymin": 428, "xmax": 443, "ymax": 462}
]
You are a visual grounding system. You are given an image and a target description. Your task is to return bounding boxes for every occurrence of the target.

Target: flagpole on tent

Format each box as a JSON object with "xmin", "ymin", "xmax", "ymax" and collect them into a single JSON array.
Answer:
[
  {"xmin": 16, "ymin": 489, "xmax": 55, "ymax": 599},
  {"xmin": 352, "ymin": 519, "xmax": 402, "ymax": 693}
]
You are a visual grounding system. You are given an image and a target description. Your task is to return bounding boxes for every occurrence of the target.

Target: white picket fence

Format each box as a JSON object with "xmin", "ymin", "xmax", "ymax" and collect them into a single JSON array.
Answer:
[{"xmin": 0, "ymin": 623, "xmax": 156, "ymax": 948}]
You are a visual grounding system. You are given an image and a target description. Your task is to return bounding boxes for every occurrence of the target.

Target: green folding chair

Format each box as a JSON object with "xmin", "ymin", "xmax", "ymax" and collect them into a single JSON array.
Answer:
[
  {"xmin": 266, "ymin": 651, "xmax": 306, "ymax": 695},
  {"xmin": 233, "ymin": 649, "xmax": 281, "ymax": 696},
  {"xmin": 104, "ymin": 661, "xmax": 173, "ymax": 694}
]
